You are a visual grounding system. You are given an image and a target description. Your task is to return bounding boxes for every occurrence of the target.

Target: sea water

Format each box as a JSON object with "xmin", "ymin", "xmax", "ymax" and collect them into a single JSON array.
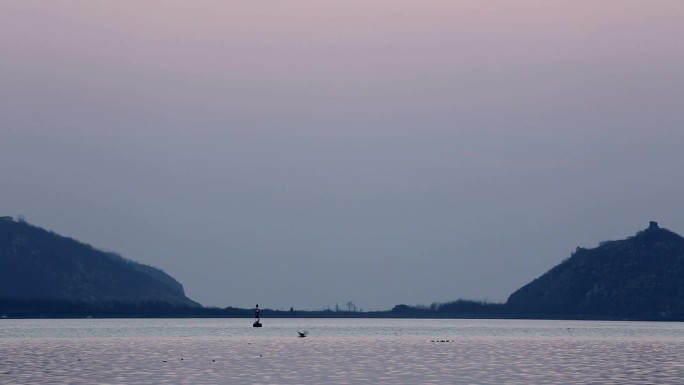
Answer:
[{"xmin": 1, "ymin": 318, "xmax": 683, "ymax": 384}]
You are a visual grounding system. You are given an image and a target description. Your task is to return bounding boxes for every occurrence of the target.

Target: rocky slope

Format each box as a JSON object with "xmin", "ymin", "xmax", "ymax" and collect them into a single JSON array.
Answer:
[
  {"xmin": 507, "ymin": 222, "xmax": 684, "ymax": 318},
  {"xmin": 0, "ymin": 218, "xmax": 198, "ymax": 307}
]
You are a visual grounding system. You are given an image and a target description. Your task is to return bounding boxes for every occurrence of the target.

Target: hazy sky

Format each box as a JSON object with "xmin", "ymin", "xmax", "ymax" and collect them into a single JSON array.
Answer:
[{"xmin": 2, "ymin": 1, "xmax": 684, "ymax": 310}]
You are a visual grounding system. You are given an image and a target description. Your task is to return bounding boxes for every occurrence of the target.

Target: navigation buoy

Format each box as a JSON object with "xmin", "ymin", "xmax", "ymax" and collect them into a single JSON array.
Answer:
[{"xmin": 253, "ymin": 304, "xmax": 262, "ymax": 327}]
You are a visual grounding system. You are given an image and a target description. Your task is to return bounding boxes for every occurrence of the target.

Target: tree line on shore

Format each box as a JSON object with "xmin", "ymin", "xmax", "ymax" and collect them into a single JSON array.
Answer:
[{"xmin": 3, "ymin": 297, "xmax": 677, "ymax": 321}]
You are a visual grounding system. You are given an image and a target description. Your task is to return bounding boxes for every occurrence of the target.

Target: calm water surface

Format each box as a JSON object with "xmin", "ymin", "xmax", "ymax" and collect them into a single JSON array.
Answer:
[{"xmin": 1, "ymin": 318, "xmax": 683, "ymax": 384}]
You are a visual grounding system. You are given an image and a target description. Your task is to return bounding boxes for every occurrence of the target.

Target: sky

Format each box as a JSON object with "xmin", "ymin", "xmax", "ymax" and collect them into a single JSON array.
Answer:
[{"xmin": 1, "ymin": 0, "xmax": 684, "ymax": 310}]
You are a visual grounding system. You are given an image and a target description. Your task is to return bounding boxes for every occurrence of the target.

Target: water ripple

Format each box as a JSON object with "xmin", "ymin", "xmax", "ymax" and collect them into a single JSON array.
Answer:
[
  {"xmin": 1, "ymin": 336, "xmax": 683, "ymax": 384},
  {"xmin": 2, "ymin": 319, "xmax": 684, "ymax": 384}
]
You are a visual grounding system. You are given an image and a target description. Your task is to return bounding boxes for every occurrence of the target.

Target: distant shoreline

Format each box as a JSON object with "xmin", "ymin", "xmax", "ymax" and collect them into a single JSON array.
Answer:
[{"xmin": 2, "ymin": 299, "xmax": 682, "ymax": 322}]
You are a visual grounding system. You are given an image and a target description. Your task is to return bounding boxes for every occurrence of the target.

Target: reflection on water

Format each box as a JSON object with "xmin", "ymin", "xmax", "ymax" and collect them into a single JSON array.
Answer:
[{"xmin": 1, "ymin": 319, "xmax": 684, "ymax": 384}]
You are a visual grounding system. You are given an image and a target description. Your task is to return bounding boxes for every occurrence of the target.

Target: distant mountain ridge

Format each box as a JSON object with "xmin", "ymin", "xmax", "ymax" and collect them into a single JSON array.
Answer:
[
  {"xmin": 0, "ymin": 218, "xmax": 198, "ymax": 307},
  {"xmin": 506, "ymin": 221, "xmax": 684, "ymax": 318}
]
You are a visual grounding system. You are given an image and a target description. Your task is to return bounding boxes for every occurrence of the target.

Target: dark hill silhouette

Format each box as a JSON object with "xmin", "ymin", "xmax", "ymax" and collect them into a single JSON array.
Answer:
[
  {"xmin": 0, "ymin": 218, "xmax": 198, "ymax": 307},
  {"xmin": 507, "ymin": 221, "xmax": 684, "ymax": 318}
]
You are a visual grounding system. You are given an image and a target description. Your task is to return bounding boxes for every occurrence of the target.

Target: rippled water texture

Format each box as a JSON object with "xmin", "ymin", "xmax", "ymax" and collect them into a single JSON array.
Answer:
[{"xmin": 1, "ymin": 319, "xmax": 683, "ymax": 384}]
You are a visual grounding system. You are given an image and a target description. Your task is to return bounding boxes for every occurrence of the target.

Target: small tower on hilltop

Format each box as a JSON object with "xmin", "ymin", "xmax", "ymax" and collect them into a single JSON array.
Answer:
[{"xmin": 649, "ymin": 221, "xmax": 659, "ymax": 230}]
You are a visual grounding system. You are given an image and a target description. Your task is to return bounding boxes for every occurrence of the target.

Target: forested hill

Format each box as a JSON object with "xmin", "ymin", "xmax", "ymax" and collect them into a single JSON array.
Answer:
[
  {"xmin": 0, "ymin": 217, "xmax": 198, "ymax": 307},
  {"xmin": 506, "ymin": 222, "xmax": 684, "ymax": 318}
]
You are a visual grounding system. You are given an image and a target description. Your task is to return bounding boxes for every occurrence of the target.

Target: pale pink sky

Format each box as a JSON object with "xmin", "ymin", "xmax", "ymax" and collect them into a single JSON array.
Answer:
[{"xmin": 1, "ymin": 1, "xmax": 684, "ymax": 309}]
